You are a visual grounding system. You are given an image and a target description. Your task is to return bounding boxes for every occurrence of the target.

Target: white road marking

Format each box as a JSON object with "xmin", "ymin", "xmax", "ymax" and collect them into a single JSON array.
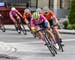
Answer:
[{"xmin": 63, "ymin": 39, "xmax": 75, "ymax": 41}]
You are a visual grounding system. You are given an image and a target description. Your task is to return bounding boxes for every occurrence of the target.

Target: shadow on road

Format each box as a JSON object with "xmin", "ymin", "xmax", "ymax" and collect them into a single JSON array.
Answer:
[{"xmin": 0, "ymin": 54, "xmax": 21, "ymax": 60}]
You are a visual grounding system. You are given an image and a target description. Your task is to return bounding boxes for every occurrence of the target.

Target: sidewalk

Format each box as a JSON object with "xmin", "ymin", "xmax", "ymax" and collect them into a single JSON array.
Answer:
[{"xmin": 3, "ymin": 25, "xmax": 75, "ymax": 34}]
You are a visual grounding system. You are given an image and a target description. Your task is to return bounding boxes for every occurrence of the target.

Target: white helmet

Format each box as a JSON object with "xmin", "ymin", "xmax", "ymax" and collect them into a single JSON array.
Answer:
[
  {"xmin": 11, "ymin": 7, "xmax": 16, "ymax": 11},
  {"xmin": 43, "ymin": 7, "xmax": 49, "ymax": 12},
  {"xmin": 24, "ymin": 9, "xmax": 30, "ymax": 13},
  {"xmin": 36, "ymin": 8, "xmax": 42, "ymax": 13}
]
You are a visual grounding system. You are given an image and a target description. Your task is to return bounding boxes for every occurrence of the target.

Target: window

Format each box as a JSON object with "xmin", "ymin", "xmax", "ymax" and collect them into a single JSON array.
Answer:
[
  {"xmin": 30, "ymin": 0, "xmax": 37, "ymax": 7},
  {"xmin": 0, "ymin": 2, "xmax": 5, "ymax": 7},
  {"xmin": 49, "ymin": 0, "xmax": 54, "ymax": 9},
  {"xmin": 0, "ymin": 0, "xmax": 30, "ymax": 7},
  {"xmin": 60, "ymin": 0, "xmax": 63, "ymax": 8}
]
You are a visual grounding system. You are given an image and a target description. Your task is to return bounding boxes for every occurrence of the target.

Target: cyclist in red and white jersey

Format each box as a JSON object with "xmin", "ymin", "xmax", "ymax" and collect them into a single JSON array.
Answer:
[
  {"xmin": 23, "ymin": 8, "xmax": 32, "ymax": 24},
  {"xmin": 43, "ymin": 7, "xmax": 64, "ymax": 45}
]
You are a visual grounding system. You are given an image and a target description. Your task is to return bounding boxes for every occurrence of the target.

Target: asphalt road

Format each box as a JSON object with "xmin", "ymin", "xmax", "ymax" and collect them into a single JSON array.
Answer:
[{"xmin": 0, "ymin": 30, "xmax": 75, "ymax": 60}]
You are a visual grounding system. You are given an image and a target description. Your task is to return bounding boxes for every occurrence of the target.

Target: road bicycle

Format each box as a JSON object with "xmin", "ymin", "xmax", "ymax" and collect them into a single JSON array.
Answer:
[
  {"xmin": 53, "ymin": 30, "xmax": 64, "ymax": 52},
  {"xmin": 40, "ymin": 28, "xmax": 57, "ymax": 56},
  {"xmin": 16, "ymin": 17, "xmax": 27, "ymax": 35}
]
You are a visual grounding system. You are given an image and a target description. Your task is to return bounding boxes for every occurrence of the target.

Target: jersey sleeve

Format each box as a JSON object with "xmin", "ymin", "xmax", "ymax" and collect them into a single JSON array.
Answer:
[
  {"xmin": 23, "ymin": 13, "xmax": 26, "ymax": 20},
  {"xmin": 30, "ymin": 17, "xmax": 35, "ymax": 27}
]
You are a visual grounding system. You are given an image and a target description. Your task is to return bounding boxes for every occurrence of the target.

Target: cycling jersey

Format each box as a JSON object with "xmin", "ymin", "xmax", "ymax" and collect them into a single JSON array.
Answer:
[
  {"xmin": 30, "ymin": 14, "xmax": 47, "ymax": 27},
  {"xmin": 43, "ymin": 10, "xmax": 55, "ymax": 20},
  {"xmin": 23, "ymin": 13, "xmax": 32, "ymax": 22},
  {"xmin": 10, "ymin": 11, "xmax": 18, "ymax": 17}
]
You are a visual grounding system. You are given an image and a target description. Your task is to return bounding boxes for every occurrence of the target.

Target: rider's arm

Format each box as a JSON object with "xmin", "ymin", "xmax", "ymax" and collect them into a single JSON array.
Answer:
[
  {"xmin": 23, "ymin": 13, "xmax": 29, "ymax": 24},
  {"xmin": 40, "ymin": 14, "xmax": 50, "ymax": 28},
  {"xmin": 16, "ymin": 10, "xmax": 23, "ymax": 18},
  {"xmin": 40, "ymin": 14, "xmax": 48, "ymax": 22},
  {"xmin": 9, "ymin": 11, "xmax": 15, "ymax": 21},
  {"xmin": 50, "ymin": 10, "xmax": 59, "ymax": 24},
  {"xmin": 30, "ymin": 18, "xmax": 35, "ymax": 31}
]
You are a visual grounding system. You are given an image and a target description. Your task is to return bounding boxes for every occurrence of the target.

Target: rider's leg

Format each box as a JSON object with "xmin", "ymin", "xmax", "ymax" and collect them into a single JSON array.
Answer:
[
  {"xmin": 52, "ymin": 26, "xmax": 64, "ymax": 45},
  {"xmin": 53, "ymin": 26, "xmax": 62, "ymax": 40},
  {"xmin": 43, "ymin": 20, "xmax": 59, "ymax": 49},
  {"xmin": 35, "ymin": 26, "xmax": 44, "ymax": 40},
  {"xmin": 46, "ymin": 28, "xmax": 56, "ymax": 44},
  {"xmin": 43, "ymin": 20, "xmax": 57, "ymax": 44},
  {"xmin": 50, "ymin": 19, "xmax": 64, "ymax": 45},
  {"xmin": 11, "ymin": 18, "xmax": 19, "ymax": 31}
]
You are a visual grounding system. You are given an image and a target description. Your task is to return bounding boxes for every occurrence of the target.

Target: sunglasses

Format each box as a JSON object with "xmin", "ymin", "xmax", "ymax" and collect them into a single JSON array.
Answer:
[{"xmin": 45, "ymin": 12, "xmax": 48, "ymax": 14}]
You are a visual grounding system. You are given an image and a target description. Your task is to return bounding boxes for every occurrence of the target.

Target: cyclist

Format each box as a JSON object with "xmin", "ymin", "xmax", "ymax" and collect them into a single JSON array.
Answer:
[
  {"xmin": 9, "ymin": 7, "xmax": 23, "ymax": 33},
  {"xmin": 42, "ymin": 7, "xmax": 64, "ymax": 45},
  {"xmin": 30, "ymin": 12, "xmax": 59, "ymax": 49},
  {"xmin": 23, "ymin": 8, "xmax": 32, "ymax": 25},
  {"xmin": 36, "ymin": 8, "xmax": 42, "ymax": 14}
]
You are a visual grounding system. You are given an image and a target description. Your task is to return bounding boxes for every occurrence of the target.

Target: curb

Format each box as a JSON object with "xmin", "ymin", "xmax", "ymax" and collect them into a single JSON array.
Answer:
[
  {"xmin": 59, "ymin": 29, "xmax": 75, "ymax": 34},
  {"xmin": 1, "ymin": 25, "xmax": 75, "ymax": 35}
]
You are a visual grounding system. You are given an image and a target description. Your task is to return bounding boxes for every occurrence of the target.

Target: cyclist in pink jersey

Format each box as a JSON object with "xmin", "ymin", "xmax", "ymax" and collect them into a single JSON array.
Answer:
[
  {"xmin": 30, "ymin": 12, "xmax": 59, "ymax": 49},
  {"xmin": 9, "ymin": 7, "xmax": 23, "ymax": 33}
]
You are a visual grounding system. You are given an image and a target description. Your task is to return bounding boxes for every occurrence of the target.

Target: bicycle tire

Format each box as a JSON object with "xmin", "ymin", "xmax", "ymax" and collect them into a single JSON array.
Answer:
[
  {"xmin": 53, "ymin": 31, "xmax": 64, "ymax": 52},
  {"xmin": 58, "ymin": 42, "xmax": 64, "ymax": 52},
  {"xmin": 42, "ymin": 30, "xmax": 57, "ymax": 56},
  {"xmin": 44, "ymin": 31, "xmax": 57, "ymax": 54},
  {"xmin": 21, "ymin": 24, "xmax": 27, "ymax": 35},
  {"xmin": 46, "ymin": 37, "xmax": 57, "ymax": 55}
]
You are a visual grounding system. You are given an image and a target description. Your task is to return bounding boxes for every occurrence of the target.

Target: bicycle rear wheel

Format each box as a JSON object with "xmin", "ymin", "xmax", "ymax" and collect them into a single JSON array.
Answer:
[
  {"xmin": 54, "ymin": 31, "xmax": 64, "ymax": 52},
  {"xmin": 43, "ymin": 32, "xmax": 57, "ymax": 56},
  {"xmin": 45, "ymin": 31, "xmax": 57, "ymax": 54},
  {"xmin": 44, "ymin": 38, "xmax": 56, "ymax": 56},
  {"xmin": 20, "ymin": 24, "xmax": 27, "ymax": 35}
]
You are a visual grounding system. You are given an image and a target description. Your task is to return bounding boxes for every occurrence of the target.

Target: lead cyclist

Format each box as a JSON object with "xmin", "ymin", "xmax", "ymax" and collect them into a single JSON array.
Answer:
[{"xmin": 30, "ymin": 12, "xmax": 59, "ymax": 49}]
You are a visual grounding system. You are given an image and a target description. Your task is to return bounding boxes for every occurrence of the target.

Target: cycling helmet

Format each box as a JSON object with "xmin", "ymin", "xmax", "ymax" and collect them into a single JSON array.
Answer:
[
  {"xmin": 36, "ymin": 8, "xmax": 42, "ymax": 13},
  {"xmin": 33, "ymin": 12, "xmax": 40, "ymax": 20},
  {"xmin": 11, "ymin": 7, "xmax": 16, "ymax": 11},
  {"xmin": 43, "ymin": 7, "xmax": 49, "ymax": 12},
  {"xmin": 24, "ymin": 9, "xmax": 30, "ymax": 13}
]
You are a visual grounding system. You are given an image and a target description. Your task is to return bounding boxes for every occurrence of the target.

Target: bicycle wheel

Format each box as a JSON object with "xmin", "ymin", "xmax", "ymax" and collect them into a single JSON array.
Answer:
[
  {"xmin": 44, "ymin": 37, "xmax": 56, "ymax": 56},
  {"xmin": 53, "ymin": 31, "xmax": 64, "ymax": 52},
  {"xmin": 20, "ymin": 24, "xmax": 27, "ymax": 35},
  {"xmin": 58, "ymin": 41, "xmax": 64, "ymax": 52},
  {"xmin": 44, "ymin": 31, "xmax": 57, "ymax": 54},
  {"xmin": 42, "ymin": 31, "xmax": 57, "ymax": 56}
]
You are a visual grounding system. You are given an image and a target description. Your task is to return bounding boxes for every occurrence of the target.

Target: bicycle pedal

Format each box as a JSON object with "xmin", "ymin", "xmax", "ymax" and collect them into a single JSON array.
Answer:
[
  {"xmin": 61, "ymin": 44, "xmax": 64, "ymax": 46},
  {"xmin": 24, "ymin": 32, "xmax": 27, "ymax": 35},
  {"xmin": 44, "ymin": 43, "xmax": 47, "ymax": 45},
  {"xmin": 18, "ymin": 31, "xmax": 21, "ymax": 34},
  {"xmin": 60, "ymin": 43, "xmax": 64, "ymax": 46}
]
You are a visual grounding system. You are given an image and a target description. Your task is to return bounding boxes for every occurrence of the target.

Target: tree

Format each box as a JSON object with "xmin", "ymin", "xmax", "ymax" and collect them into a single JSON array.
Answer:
[{"xmin": 68, "ymin": 0, "xmax": 75, "ymax": 24}]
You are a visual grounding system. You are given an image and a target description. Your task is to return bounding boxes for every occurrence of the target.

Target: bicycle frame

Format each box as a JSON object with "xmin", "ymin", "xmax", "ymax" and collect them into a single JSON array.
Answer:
[{"xmin": 41, "ymin": 29, "xmax": 57, "ymax": 56}]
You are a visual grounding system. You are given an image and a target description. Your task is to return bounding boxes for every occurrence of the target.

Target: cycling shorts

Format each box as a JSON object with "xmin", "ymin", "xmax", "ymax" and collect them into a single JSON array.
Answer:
[
  {"xmin": 49, "ymin": 19, "xmax": 57, "ymax": 27},
  {"xmin": 34, "ymin": 20, "xmax": 49, "ymax": 29}
]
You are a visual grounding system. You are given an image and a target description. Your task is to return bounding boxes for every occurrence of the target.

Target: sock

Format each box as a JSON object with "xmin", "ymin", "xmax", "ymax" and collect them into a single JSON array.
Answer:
[
  {"xmin": 41, "ymin": 36, "xmax": 45, "ymax": 41},
  {"xmin": 59, "ymin": 39, "xmax": 62, "ymax": 43},
  {"xmin": 53, "ymin": 39, "xmax": 57, "ymax": 44}
]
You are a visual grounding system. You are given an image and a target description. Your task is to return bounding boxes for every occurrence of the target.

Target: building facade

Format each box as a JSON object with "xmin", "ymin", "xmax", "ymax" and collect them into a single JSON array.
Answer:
[
  {"xmin": 30, "ymin": 0, "xmax": 71, "ymax": 18},
  {"xmin": 0, "ymin": 0, "xmax": 71, "ymax": 18}
]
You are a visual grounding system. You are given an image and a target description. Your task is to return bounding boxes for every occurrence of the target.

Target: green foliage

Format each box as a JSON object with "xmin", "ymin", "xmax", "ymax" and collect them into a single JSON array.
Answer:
[
  {"xmin": 68, "ymin": 0, "xmax": 75, "ymax": 24},
  {"xmin": 63, "ymin": 20, "xmax": 69, "ymax": 29},
  {"xmin": 67, "ymin": 24, "xmax": 75, "ymax": 30}
]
